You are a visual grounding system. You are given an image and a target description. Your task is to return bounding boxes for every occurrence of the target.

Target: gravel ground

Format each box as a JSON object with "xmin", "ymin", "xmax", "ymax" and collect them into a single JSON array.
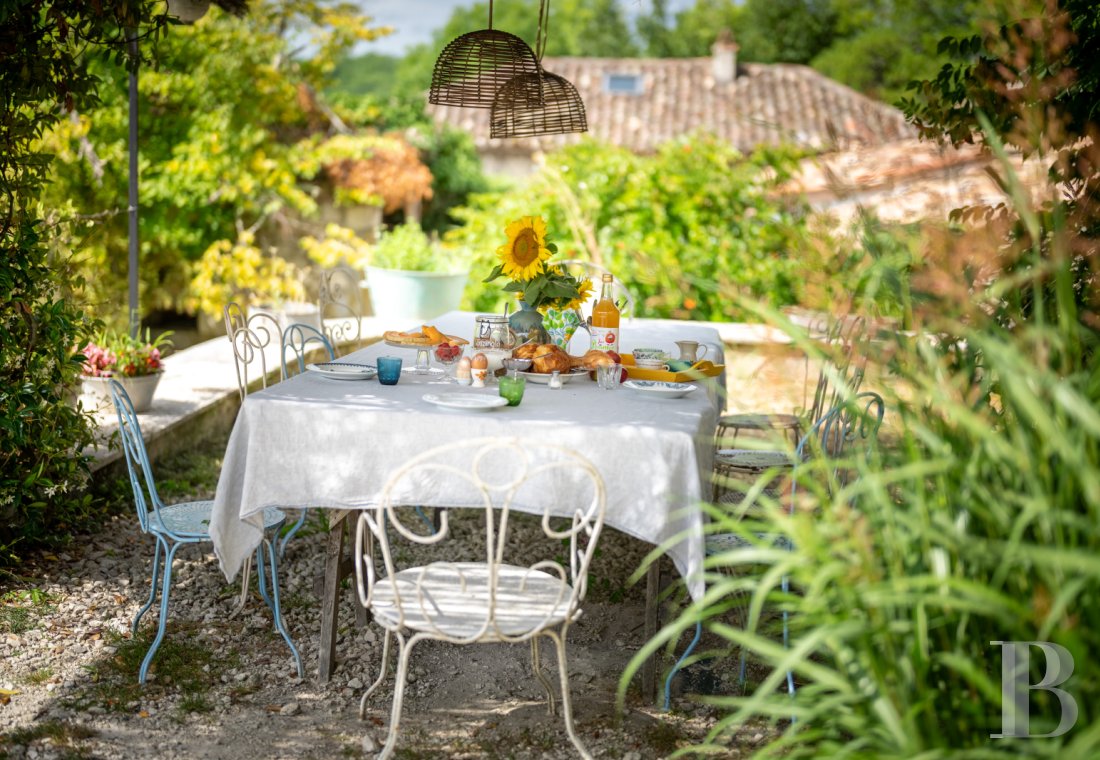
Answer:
[{"xmin": 0, "ymin": 505, "xmax": 769, "ymax": 760}]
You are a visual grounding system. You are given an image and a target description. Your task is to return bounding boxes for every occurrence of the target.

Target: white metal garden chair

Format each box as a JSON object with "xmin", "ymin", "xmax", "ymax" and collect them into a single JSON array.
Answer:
[
  {"xmin": 353, "ymin": 438, "xmax": 607, "ymax": 760},
  {"xmin": 108, "ymin": 380, "xmax": 302, "ymax": 683},
  {"xmin": 318, "ymin": 266, "xmax": 362, "ymax": 356},
  {"xmin": 223, "ymin": 302, "xmax": 283, "ymax": 401}
]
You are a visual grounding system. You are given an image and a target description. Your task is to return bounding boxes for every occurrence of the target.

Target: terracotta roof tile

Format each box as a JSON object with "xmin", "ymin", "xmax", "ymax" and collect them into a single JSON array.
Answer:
[{"xmin": 429, "ymin": 57, "xmax": 916, "ymax": 154}]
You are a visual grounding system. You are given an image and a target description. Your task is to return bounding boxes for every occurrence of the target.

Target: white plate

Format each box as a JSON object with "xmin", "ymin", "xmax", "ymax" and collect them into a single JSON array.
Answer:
[
  {"xmin": 306, "ymin": 362, "xmax": 377, "ymax": 380},
  {"xmin": 518, "ymin": 369, "xmax": 590, "ymax": 385},
  {"xmin": 422, "ymin": 393, "xmax": 509, "ymax": 411},
  {"xmin": 622, "ymin": 380, "xmax": 697, "ymax": 398}
]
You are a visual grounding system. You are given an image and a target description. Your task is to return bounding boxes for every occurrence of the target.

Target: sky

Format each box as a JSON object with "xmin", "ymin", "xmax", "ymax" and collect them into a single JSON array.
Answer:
[{"xmin": 356, "ymin": 0, "xmax": 695, "ymax": 56}]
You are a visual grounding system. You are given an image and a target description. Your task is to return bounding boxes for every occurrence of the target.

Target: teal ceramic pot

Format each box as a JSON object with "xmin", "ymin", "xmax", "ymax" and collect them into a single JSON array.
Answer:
[
  {"xmin": 508, "ymin": 301, "xmax": 550, "ymax": 345},
  {"xmin": 365, "ymin": 266, "xmax": 469, "ymax": 321}
]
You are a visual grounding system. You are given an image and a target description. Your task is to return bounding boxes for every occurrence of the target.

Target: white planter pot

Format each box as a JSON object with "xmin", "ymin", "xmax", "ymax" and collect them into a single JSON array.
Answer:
[
  {"xmin": 365, "ymin": 267, "xmax": 469, "ymax": 322},
  {"xmin": 81, "ymin": 372, "xmax": 163, "ymax": 414}
]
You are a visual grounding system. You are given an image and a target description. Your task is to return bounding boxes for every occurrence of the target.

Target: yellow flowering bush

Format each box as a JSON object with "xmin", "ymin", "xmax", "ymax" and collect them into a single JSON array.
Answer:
[
  {"xmin": 186, "ymin": 231, "xmax": 306, "ymax": 321},
  {"xmin": 300, "ymin": 223, "xmax": 371, "ymax": 270}
]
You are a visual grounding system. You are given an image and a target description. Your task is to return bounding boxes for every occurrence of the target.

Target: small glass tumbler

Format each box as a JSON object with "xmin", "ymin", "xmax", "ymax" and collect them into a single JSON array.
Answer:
[
  {"xmin": 596, "ymin": 363, "xmax": 623, "ymax": 390},
  {"xmin": 498, "ymin": 375, "xmax": 526, "ymax": 406},
  {"xmin": 377, "ymin": 355, "xmax": 402, "ymax": 385}
]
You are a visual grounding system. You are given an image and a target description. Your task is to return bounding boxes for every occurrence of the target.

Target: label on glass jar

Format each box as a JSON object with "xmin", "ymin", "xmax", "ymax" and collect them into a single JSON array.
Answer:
[{"xmin": 591, "ymin": 327, "xmax": 619, "ymax": 353}]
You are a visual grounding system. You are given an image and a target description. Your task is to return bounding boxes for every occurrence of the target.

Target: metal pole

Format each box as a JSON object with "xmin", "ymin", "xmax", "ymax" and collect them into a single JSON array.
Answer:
[{"xmin": 127, "ymin": 29, "xmax": 139, "ymax": 338}]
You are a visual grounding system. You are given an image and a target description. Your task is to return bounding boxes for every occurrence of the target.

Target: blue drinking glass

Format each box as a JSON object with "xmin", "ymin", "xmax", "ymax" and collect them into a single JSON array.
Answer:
[{"xmin": 377, "ymin": 356, "xmax": 402, "ymax": 385}]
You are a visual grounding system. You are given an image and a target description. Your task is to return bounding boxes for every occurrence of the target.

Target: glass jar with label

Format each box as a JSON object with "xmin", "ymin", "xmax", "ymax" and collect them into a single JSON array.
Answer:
[{"xmin": 473, "ymin": 314, "xmax": 516, "ymax": 352}]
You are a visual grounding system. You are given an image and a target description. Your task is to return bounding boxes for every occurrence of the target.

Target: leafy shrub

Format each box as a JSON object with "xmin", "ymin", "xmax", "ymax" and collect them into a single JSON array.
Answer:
[
  {"xmin": 446, "ymin": 134, "xmax": 812, "ymax": 321},
  {"xmin": 622, "ymin": 7, "xmax": 1100, "ymax": 744},
  {"xmin": 0, "ymin": 2, "xmax": 170, "ymax": 565},
  {"xmin": 369, "ymin": 221, "xmax": 469, "ymax": 273}
]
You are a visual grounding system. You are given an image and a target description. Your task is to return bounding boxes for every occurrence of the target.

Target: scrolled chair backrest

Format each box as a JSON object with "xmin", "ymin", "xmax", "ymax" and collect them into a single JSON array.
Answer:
[
  {"xmin": 318, "ymin": 267, "xmax": 362, "ymax": 355},
  {"xmin": 793, "ymin": 391, "xmax": 885, "ymax": 505},
  {"xmin": 223, "ymin": 303, "xmax": 283, "ymax": 401},
  {"xmin": 355, "ymin": 437, "xmax": 607, "ymax": 643},
  {"xmin": 281, "ymin": 322, "xmax": 335, "ymax": 378},
  {"xmin": 806, "ymin": 314, "xmax": 870, "ymax": 426}
]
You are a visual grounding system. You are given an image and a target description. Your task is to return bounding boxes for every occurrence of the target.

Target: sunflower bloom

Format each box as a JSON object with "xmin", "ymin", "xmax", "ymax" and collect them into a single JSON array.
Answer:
[
  {"xmin": 497, "ymin": 216, "xmax": 551, "ymax": 281},
  {"xmin": 565, "ymin": 278, "xmax": 594, "ymax": 311}
]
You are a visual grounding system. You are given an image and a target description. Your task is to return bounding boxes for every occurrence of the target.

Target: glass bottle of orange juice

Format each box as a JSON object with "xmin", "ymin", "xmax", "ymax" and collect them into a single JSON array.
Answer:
[{"xmin": 590, "ymin": 273, "xmax": 620, "ymax": 353}]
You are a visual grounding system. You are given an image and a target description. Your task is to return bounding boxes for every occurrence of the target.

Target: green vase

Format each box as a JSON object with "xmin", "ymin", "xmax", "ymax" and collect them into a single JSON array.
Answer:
[{"xmin": 508, "ymin": 300, "xmax": 550, "ymax": 345}]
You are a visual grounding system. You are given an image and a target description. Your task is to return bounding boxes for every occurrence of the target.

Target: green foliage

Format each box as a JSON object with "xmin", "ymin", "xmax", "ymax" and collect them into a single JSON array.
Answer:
[
  {"xmin": 369, "ymin": 221, "xmax": 469, "ymax": 274},
  {"xmin": 0, "ymin": 1, "xmax": 166, "ymax": 566},
  {"xmin": 447, "ymin": 135, "xmax": 812, "ymax": 321},
  {"xmin": 40, "ymin": 1, "xmax": 387, "ymax": 327},
  {"xmin": 328, "ymin": 51, "xmax": 399, "ymax": 100},
  {"xmin": 737, "ymin": 0, "xmax": 839, "ymax": 64},
  {"xmin": 899, "ymin": 2, "xmax": 1099, "ymax": 329},
  {"xmin": 622, "ymin": 7, "xmax": 1100, "ymax": 749},
  {"xmin": 901, "ymin": 0, "xmax": 1100, "ymax": 149}
]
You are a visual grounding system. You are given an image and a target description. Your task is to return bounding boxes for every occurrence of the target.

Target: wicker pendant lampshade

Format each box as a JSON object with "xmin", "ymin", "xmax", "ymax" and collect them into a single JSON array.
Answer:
[
  {"xmin": 488, "ymin": 1, "xmax": 586, "ymax": 139},
  {"xmin": 490, "ymin": 70, "xmax": 588, "ymax": 138},
  {"xmin": 428, "ymin": 0, "xmax": 543, "ymax": 109}
]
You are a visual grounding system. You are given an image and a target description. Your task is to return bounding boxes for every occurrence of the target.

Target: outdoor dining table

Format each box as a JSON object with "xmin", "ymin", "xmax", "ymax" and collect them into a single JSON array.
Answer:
[{"xmin": 209, "ymin": 310, "xmax": 725, "ymax": 697}]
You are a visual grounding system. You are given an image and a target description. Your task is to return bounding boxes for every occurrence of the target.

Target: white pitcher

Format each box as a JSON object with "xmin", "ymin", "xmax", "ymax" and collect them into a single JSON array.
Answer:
[{"xmin": 674, "ymin": 340, "xmax": 708, "ymax": 363}]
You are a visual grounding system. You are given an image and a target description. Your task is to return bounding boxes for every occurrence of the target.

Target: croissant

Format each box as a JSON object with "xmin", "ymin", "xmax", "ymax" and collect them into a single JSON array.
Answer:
[
  {"xmin": 572, "ymin": 349, "xmax": 615, "ymax": 370},
  {"xmin": 513, "ymin": 343, "xmax": 540, "ymax": 361},
  {"xmin": 516, "ymin": 343, "xmax": 572, "ymax": 374}
]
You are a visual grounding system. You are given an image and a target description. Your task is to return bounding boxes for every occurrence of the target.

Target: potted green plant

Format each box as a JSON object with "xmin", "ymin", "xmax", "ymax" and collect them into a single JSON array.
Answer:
[
  {"xmin": 363, "ymin": 221, "xmax": 471, "ymax": 322},
  {"xmin": 80, "ymin": 329, "xmax": 173, "ymax": 413}
]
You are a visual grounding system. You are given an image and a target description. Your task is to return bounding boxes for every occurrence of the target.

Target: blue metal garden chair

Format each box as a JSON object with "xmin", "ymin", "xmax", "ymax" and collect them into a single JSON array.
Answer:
[
  {"xmin": 108, "ymin": 380, "xmax": 303, "ymax": 683},
  {"xmin": 664, "ymin": 391, "xmax": 885, "ymax": 709},
  {"xmin": 281, "ymin": 321, "xmax": 335, "ymax": 378}
]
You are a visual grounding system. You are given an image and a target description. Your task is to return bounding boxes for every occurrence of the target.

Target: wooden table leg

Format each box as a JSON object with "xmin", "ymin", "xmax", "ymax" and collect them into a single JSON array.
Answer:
[
  {"xmin": 642, "ymin": 561, "xmax": 660, "ymax": 704},
  {"xmin": 318, "ymin": 510, "xmax": 350, "ymax": 682}
]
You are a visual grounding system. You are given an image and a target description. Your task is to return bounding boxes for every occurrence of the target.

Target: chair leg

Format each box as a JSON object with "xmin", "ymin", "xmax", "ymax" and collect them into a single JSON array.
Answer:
[
  {"xmin": 782, "ymin": 575, "xmax": 795, "ymax": 699},
  {"xmin": 359, "ymin": 628, "xmax": 393, "ymax": 719},
  {"xmin": 261, "ymin": 537, "xmax": 303, "ymax": 677},
  {"xmin": 278, "ymin": 508, "xmax": 308, "ymax": 559},
  {"xmin": 530, "ymin": 636, "xmax": 558, "ymax": 716},
  {"xmin": 139, "ymin": 541, "xmax": 181, "ymax": 684},
  {"xmin": 133, "ymin": 538, "xmax": 164, "ymax": 635},
  {"xmin": 376, "ymin": 633, "xmax": 415, "ymax": 760},
  {"xmin": 662, "ymin": 622, "xmax": 702, "ymax": 711},
  {"xmin": 255, "ymin": 542, "xmax": 273, "ymax": 611},
  {"xmin": 546, "ymin": 629, "xmax": 593, "ymax": 760},
  {"xmin": 231, "ymin": 554, "xmax": 253, "ymax": 617}
]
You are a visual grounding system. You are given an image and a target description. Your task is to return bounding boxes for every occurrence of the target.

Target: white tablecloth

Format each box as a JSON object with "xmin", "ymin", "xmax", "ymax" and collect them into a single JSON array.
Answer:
[{"xmin": 210, "ymin": 311, "xmax": 724, "ymax": 600}]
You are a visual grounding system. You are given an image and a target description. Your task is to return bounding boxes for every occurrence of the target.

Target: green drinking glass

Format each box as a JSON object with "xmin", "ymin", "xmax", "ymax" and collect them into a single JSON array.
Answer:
[{"xmin": 498, "ymin": 375, "xmax": 526, "ymax": 406}]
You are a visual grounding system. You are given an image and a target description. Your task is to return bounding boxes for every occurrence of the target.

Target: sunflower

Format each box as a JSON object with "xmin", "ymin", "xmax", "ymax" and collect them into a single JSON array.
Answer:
[
  {"xmin": 497, "ymin": 216, "xmax": 552, "ymax": 281},
  {"xmin": 565, "ymin": 277, "xmax": 594, "ymax": 311}
]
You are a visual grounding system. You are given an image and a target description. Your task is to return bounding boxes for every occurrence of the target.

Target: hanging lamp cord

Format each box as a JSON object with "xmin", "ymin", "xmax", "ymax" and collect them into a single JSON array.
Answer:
[
  {"xmin": 487, "ymin": 0, "xmax": 493, "ymax": 30},
  {"xmin": 535, "ymin": 0, "xmax": 550, "ymax": 61}
]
